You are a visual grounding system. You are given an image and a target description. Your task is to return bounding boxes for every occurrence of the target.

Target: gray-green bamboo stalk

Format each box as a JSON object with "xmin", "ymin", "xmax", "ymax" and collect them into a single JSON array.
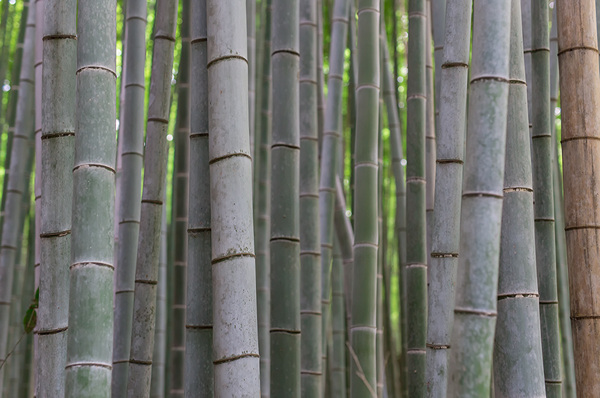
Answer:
[
  {"xmin": 270, "ymin": 0, "xmax": 300, "ymax": 394},
  {"xmin": 299, "ymin": 0, "xmax": 322, "ymax": 395},
  {"xmin": 531, "ymin": 0, "xmax": 563, "ymax": 395},
  {"xmin": 0, "ymin": 4, "xmax": 35, "ymax": 391},
  {"xmin": 350, "ymin": 1, "xmax": 379, "ymax": 397},
  {"xmin": 37, "ymin": 0, "xmax": 76, "ymax": 395},
  {"xmin": 319, "ymin": 0, "xmax": 350, "ymax": 382},
  {"xmin": 431, "ymin": 0, "xmax": 445, "ymax": 134},
  {"xmin": 112, "ymin": 0, "xmax": 147, "ymax": 394},
  {"xmin": 425, "ymin": 0, "xmax": 435, "ymax": 262},
  {"xmin": 446, "ymin": 1, "xmax": 511, "ymax": 395},
  {"xmin": 206, "ymin": 1, "xmax": 260, "ymax": 394},
  {"xmin": 64, "ymin": 0, "xmax": 116, "ymax": 395},
  {"xmin": 405, "ymin": 0, "xmax": 427, "ymax": 393},
  {"xmin": 493, "ymin": 1, "xmax": 546, "ymax": 395},
  {"xmin": 126, "ymin": 0, "xmax": 178, "ymax": 394},
  {"xmin": 332, "ymin": 234, "xmax": 347, "ymax": 398},
  {"xmin": 334, "ymin": 178, "xmax": 353, "ymax": 329},
  {"xmin": 170, "ymin": 1, "xmax": 190, "ymax": 394},
  {"xmin": 185, "ymin": 0, "xmax": 212, "ymax": 395},
  {"xmin": 424, "ymin": 0, "xmax": 471, "ymax": 395},
  {"xmin": 247, "ymin": 0, "xmax": 256, "ymax": 151}
]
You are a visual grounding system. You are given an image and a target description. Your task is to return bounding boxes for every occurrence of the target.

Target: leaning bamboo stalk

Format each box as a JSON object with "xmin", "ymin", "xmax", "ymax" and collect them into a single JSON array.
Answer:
[
  {"xmin": 0, "ymin": 4, "xmax": 35, "ymax": 391},
  {"xmin": 111, "ymin": 0, "xmax": 147, "ymax": 394},
  {"xmin": 350, "ymin": 0, "xmax": 379, "ymax": 396},
  {"xmin": 299, "ymin": 0, "xmax": 322, "ymax": 395},
  {"xmin": 126, "ymin": 0, "xmax": 178, "ymax": 394},
  {"xmin": 493, "ymin": 0, "xmax": 546, "ymax": 395},
  {"xmin": 446, "ymin": 0, "xmax": 511, "ymax": 395},
  {"xmin": 37, "ymin": 0, "xmax": 76, "ymax": 395},
  {"xmin": 185, "ymin": 0, "xmax": 212, "ymax": 396},
  {"xmin": 64, "ymin": 0, "xmax": 116, "ymax": 395},
  {"xmin": 556, "ymin": 0, "xmax": 600, "ymax": 394},
  {"xmin": 206, "ymin": 1, "xmax": 261, "ymax": 394}
]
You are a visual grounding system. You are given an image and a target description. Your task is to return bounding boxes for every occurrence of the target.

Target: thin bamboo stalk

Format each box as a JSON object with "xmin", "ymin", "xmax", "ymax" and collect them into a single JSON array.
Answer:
[
  {"xmin": 425, "ymin": 0, "xmax": 435, "ymax": 261},
  {"xmin": 493, "ymin": 0, "xmax": 546, "ymax": 395},
  {"xmin": 247, "ymin": 0, "xmax": 256, "ymax": 152},
  {"xmin": 126, "ymin": 0, "xmax": 178, "ymax": 394},
  {"xmin": 206, "ymin": 1, "xmax": 260, "ymax": 394},
  {"xmin": 185, "ymin": 0, "xmax": 212, "ymax": 395},
  {"xmin": 521, "ymin": 0, "xmax": 532, "ymax": 133},
  {"xmin": 331, "ymin": 234, "xmax": 347, "ymax": 398},
  {"xmin": 556, "ymin": 0, "xmax": 600, "ymax": 393},
  {"xmin": 64, "ymin": 0, "xmax": 117, "ymax": 394},
  {"xmin": 446, "ymin": 0, "xmax": 511, "ymax": 395}
]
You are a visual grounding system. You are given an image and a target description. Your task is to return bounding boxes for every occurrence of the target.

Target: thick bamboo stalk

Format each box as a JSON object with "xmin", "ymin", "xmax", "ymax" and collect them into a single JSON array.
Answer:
[
  {"xmin": 299, "ymin": 0, "xmax": 322, "ymax": 395},
  {"xmin": 64, "ymin": 0, "xmax": 116, "ymax": 395},
  {"xmin": 37, "ymin": 0, "xmax": 76, "ymax": 394},
  {"xmin": 425, "ymin": 0, "xmax": 435, "ymax": 261},
  {"xmin": 446, "ymin": 0, "xmax": 511, "ymax": 395},
  {"xmin": 206, "ymin": 1, "xmax": 260, "ymax": 394},
  {"xmin": 493, "ymin": 1, "xmax": 546, "ymax": 395},
  {"xmin": 169, "ymin": 1, "xmax": 190, "ymax": 394},
  {"xmin": 350, "ymin": 0, "xmax": 379, "ymax": 397},
  {"xmin": 405, "ymin": 0, "xmax": 427, "ymax": 393},
  {"xmin": 0, "ymin": 4, "xmax": 35, "ymax": 391},
  {"xmin": 126, "ymin": 0, "xmax": 178, "ymax": 394},
  {"xmin": 424, "ymin": 0, "xmax": 471, "ymax": 395},
  {"xmin": 556, "ymin": 0, "xmax": 600, "ymax": 394},
  {"xmin": 185, "ymin": 0, "xmax": 212, "ymax": 396},
  {"xmin": 111, "ymin": 0, "xmax": 147, "ymax": 394}
]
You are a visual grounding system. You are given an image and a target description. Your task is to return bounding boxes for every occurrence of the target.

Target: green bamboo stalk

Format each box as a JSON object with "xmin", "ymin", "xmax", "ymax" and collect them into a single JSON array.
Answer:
[
  {"xmin": 350, "ymin": 0, "xmax": 379, "ymax": 397},
  {"xmin": 0, "ymin": 4, "xmax": 35, "ymax": 391},
  {"xmin": 446, "ymin": 1, "xmax": 511, "ymax": 395},
  {"xmin": 206, "ymin": 1, "xmax": 260, "ymax": 394},
  {"xmin": 405, "ymin": 0, "xmax": 427, "ymax": 393},
  {"xmin": 531, "ymin": 0, "xmax": 563, "ymax": 395},
  {"xmin": 556, "ymin": 0, "xmax": 600, "ymax": 393},
  {"xmin": 170, "ymin": 1, "xmax": 190, "ymax": 394},
  {"xmin": 247, "ymin": 0, "xmax": 256, "ymax": 152},
  {"xmin": 270, "ymin": 0, "xmax": 300, "ymax": 394},
  {"xmin": 126, "ymin": 0, "xmax": 178, "ymax": 394},
  {"xmin": 521, "ymin": 0, "xmax": 532, "ymax": 134},
  {"xmin": 316, "ymin": 0, "xmax": 325, "ymax": 156},
  {"xmin": 150, "ymin": 198, "xmax": 168, "ymax": 397},
  {"xmin": 319, "ymin": 0, "xmax": 350, "ymax": 382},
  {"xmin": 37, "ymin": 0, "xmax": 76, "ymax": 395},
  {"xmin": 253, "ymin": 1, "xmax": 272, "ymax": 396},
  {"xmin": 425, "ymin": 0, "xmax": 435, "ymax": 261},
  {"xmin": 185, "ymin": 0, "xmax": 212, "ymax": 395},
  {"xmin": 424, "ymin": 0, "xmax": 471, "ymax": 395},
  {"xmin": 111, "ymin": 0, "xmax": 147, "ymax": 394},
  {"xmin": 333, "ymin": 178, "xmax": 353, "ymax": 329},
  {"xmin": 18, "ymin": 212, "xmax": 35, "ymax": 398},
  {"xmin": 0, "ymin": 0, "xmax": 13, "ymax": 126},
  {"xmin": 299, "ymin": 0, "xmax": 322, "ymax": 395},
  {"xmin": 493, "ymin": 1, "xmax": 546, "ymax": 395},
  {"xmin": 550, "ymin": 9, "xmax": 576, "ymax": 397},
  {"xmin": 331, "ymin": 234, "xmax": 347, "ymax": 398},
  {"xmin": 376, "ymin": 96, "xmax": 384, "ymax": 398},
  {"xmin": 64, "ymin": 0, "xmax": 116, "ymax": 395}
]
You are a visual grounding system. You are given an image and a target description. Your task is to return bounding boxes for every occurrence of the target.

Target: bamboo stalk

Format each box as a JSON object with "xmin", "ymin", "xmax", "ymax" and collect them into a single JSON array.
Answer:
[
  {"xmin": 425, "ymin": 0, "xmax": 435, "ymax": 262},
  {"xmin": 247, "ymin": 0, "xmax": 256, "ymax": 152},
  {"xmin": 331, "ymin": 234, "xmax": 347, "ymax": 398}
]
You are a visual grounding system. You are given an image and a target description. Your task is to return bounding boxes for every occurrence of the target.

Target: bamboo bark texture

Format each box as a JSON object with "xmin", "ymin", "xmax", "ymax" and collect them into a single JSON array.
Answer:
[
  {"xmin": 37, "ymin": 0, "xmax": 76, "ymax": 395},
  {"xmin": 206, "ymin": 1, "xmax": 261, "ymax": 395},
  {"xmin": 185, "ymin": 0, "xmax": 212, "ymax": 395},
  {"xmin": 447, "ymin": 0, "xmax": 511, "ymax": 395},
  {"xmin": 557, "ymin": 0, "xmax": 600, "ymax": 394},
  {"xmin": 65, "ymin": 0, "xmax": 116, "ymax": 395},
  {"xmin": 350, "ymin": 1, "xmax": 379, "ymax": 397}
]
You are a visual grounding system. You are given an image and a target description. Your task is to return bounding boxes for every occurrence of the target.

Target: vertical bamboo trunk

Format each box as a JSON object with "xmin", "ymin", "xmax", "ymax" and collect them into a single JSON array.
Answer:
[
  {"xmin": 350, "ymin": 0, "xmax": 379, "ymax": 397},
  {"xmin": 493, "ymin": 0, "xmax": 546, "ymax": 395},
  {"xmin": 530, "ymin": 0, "xmax": 563, "ymax": 395},
  {"xmin": 37, "ymin": 0, "xmax": 76, "ymax": 395},
  {"xmin": 270, "ymin": 0, "xmax": 300, "ymax": 394},
  {"xmin": 376, "ymin": 98, "xmax": 384, "ymax": 398},
  {"xmin": 521, "ymin": 0, "xmax": 533, "ymax": 135},
  {"xmin": 206, "ymin": 1, "xmax": 261, "ymax": 395},
  {"xmin": 319, "ymin": 0, "xmax": 350, "ymax": 383},
  {"xmin": 299, "ymin": 0, "xmax": 322, "ymax": 395},
  {"xmin": 64, "ymin": 0, "xmax": 116, "ymax": 395},
  {"xmin": 247, "ymin": 0, "xmax": 255, "ymax": 151},
  {"xmin": 405, "ymin": 0, "xmax": 427, "ymax": 394},
  {"xmin": 550, "ymin": 9, "xmax": 576, "ymax": 397},
  {"xmin": 170, "ymin": 0, "xmax": 190, "ymax": 394},
  {"xmin": 126, "ymin": 0, "xmax": 178, "ymax": 394},
  {"xmin": 446, "ymin": 0, "xmax": 511, "ymax": 395},
  {"xmin": 185, "ymin": 0, "xmax": 212, "ymax": 396},
  {"xmin": 431, "ymin": 0, "xmax": 445, "ymax": 134},
  {"xmin": 17, "ymin": 215, "xmax": 35, "ymax": 398},
  {"xmin": 111, "ymin": 0, "xmax": 147, "ymax": 394},
  {"xmin": 316, "ymin": 0, "xmax": 325, "ymax": 156},
  {"xmin": 556, "ymin": 0, "xmax": 600, "ymax": 394},
  {"xmin": 425, "ymin": 0, "xmax": 435, "ymax": 260},
  {"xmin": 334, "ymin": 178, "xmax": 354, "ymax": 333},
  {"xmin": 331, "ymin": 234, "xmax": 347, "ymax": 398},
  {"xmin": 0, "ymin": 4, "xmax": 35, "ymax": 391},
  {"xmin": 424, "ymin": 0, "xmax": 471, "ymax": 395},
  {"xmin": 253, "ymin": 1, "xmax": 272, "ymax": 395}
]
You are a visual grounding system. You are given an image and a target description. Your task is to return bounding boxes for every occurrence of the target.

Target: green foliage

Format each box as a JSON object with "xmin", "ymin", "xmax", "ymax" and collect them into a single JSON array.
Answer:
[{"xmin": 22, "ymin": 288, "xmax": 37, "ymax": 334}]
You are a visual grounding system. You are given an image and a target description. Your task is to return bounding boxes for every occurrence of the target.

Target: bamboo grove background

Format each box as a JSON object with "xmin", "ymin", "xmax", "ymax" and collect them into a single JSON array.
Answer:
[{"xmin": 0, "ymin": 0, "xmax": 599, "ymax": 396}]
